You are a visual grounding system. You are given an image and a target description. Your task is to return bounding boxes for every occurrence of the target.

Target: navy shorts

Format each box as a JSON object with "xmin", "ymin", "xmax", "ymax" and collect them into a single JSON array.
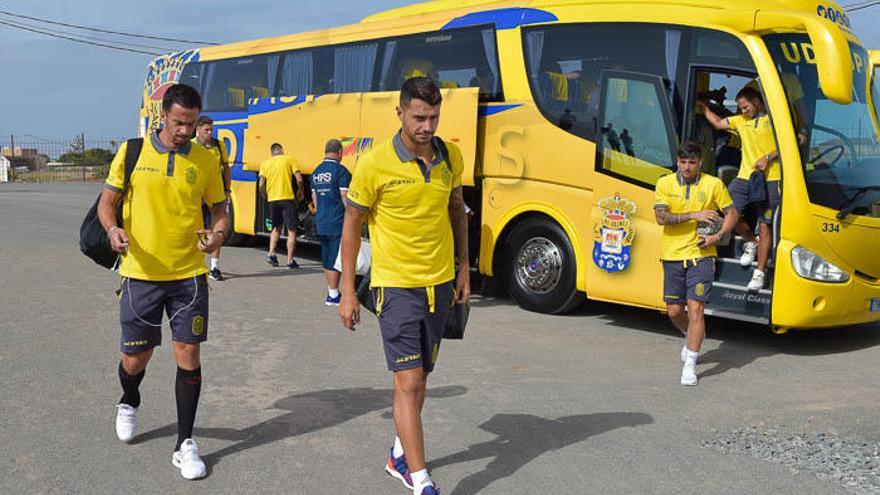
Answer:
[
  {"xmin": 729, "ymin": 178, "xmax": 781, "ymax": 224},
  {"xmin": 373, "ymin": 282, "xmax": 454, "ymax": 373},
  {"xmin": 268, "ymin": 200, "xmax": 298, "ymax": 233},
  {"xmin": 119, "ymin": 275, "xmax": 209, "ymax": 353},
  {"xmin": 758, "ymin": 180, "xmax": 780, "ymax": 225},
  {"xmin": 663, "ymin": 258, "xmax": 715, "ymax": 304},
  {"xmin": 318, "ymin": 234, "xmax": 341, "ymax": 271}
]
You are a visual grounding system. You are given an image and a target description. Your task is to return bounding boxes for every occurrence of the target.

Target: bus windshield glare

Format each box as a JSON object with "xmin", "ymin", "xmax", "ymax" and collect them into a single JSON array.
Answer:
[{"xmin": 765, "ymin": 34, "xmax": 880, "ymax": 218}]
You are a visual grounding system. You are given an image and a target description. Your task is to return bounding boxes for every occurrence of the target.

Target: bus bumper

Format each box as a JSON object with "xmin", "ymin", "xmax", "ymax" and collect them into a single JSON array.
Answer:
[{"xmin": 772, "ymin": 241, "xmax": 880, "ymax": 329}]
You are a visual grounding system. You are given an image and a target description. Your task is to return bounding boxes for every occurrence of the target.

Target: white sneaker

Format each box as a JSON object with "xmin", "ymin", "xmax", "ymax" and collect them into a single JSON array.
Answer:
[
  {"xmin": 681, "ymin": 360, "xmax": 698, "ymax": 386},
  {"xmin": 172, "ymin": 438, "xmax": 207, "ymax": 480},
  {"xmin": 739, "ymin": 241, "xmax": 757, "ymax": 266},
  {"xmin": 747, "ymin": 270, "xmax": 765, "ymax": 291},
  {"xmin": 115, "ymin": 404, "xmax": 137, "ymax": 442}
]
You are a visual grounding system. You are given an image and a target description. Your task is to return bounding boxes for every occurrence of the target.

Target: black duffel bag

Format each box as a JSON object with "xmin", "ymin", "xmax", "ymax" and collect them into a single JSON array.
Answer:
[
  {"xmin": 79, "ymin": 138, "xmax": 142, "ymax": 270},
  {"xmin": 357, "ymin": 269, "xmax": 469, "ymax": 340}
]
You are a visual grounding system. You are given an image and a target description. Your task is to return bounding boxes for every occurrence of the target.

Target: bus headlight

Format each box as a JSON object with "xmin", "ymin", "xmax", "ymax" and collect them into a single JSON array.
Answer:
[{"xmin": 791, "ymin": 246, "xmax": 849, "ymax": 283}]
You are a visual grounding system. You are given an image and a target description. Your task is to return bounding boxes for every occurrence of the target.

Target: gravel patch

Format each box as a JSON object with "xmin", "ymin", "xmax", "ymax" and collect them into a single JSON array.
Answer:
[{"xmin": 705, "ymin": 427, "xmax": 880, "ymax": 494}]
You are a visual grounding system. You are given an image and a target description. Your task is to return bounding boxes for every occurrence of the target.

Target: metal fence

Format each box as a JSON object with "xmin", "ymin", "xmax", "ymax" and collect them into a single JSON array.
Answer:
[{"xmin": 0, "ymin": 134, "xmax": 127, "ymax": 183}]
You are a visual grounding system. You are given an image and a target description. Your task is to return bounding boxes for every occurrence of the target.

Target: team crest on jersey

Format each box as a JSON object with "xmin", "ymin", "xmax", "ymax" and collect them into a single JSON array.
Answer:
[
  {"xmin": 592, "ymin": 194, "xmax": 637, "ymax": 273},
  {"xmin": 185, "ymin": 167, "xmax": 197, "ymax": 185},
  {"xmin": 441, "ymin": 167, "xmax": 451, "ymax": 187}
]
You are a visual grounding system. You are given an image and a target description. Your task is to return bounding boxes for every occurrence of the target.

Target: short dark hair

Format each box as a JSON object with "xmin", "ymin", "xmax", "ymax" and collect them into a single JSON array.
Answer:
[
  {"xmin": 676, "ymin": 141, "xmax": 703, "ymax": 160},
  {"xmin": 325, "ymin": 138, "xmax": 343, "ymax": 154},
  {"xmin": 162, "ymin": 84, "xmax": 202, "ymax": 113},
  {"xmin": 196, "ymin": 116, "xmax": 214, "ymax": 127},
  {"xmin": 270, "ymin": 143, "xmax": 284, "ymax": 155},
  {"xmin": 735, "ymin": 86, "xmax": 763, "ymax": 104},
  {"xmin": 400, "ymin": 77, "xmax": 442, "ymax": 107}
]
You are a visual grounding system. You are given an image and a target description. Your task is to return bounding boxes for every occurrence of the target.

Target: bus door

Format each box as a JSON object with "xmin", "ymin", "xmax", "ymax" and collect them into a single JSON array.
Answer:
[
  {"xmin": 243, "ymin": 94, "xmax": 364, "ymax": 237},
  {"xmin": 585, "ymin": 70, "xmax": 679, "ymax": 309},
  {"xmin": 686, "ymin": 67, "xmax": 772, "ymax": 323}
]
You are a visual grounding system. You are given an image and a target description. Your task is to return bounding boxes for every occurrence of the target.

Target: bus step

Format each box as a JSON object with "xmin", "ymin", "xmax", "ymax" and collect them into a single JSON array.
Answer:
[
  {"xmin": 707, "ymin": 282, "xmax": 772, "ymax": 322},
  {"xmin": 715, "ymin": 258, "xmax": 775, "ymax": 287}
]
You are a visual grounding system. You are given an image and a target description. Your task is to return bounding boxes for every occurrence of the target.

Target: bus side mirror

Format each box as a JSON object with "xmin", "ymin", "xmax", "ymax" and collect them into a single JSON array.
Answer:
[
  {"xmin": 755, "ymin": 11, "xmax": 853, "ymax": 105},
  {"xmin": 803, "ymin": 17, "xmax": 852, "ymax": 105}
]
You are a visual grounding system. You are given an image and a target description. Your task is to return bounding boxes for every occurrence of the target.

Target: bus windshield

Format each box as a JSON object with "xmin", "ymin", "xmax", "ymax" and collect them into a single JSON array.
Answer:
[{"xmin": 764, "ymin": 34, "xmax": 880, "ymax": 218}]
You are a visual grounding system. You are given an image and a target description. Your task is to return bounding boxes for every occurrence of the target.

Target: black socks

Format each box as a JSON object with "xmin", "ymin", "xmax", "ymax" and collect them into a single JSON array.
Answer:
[
  {"xmin": 175, "ymin": 366, "xmax": 202, "ymax": 451},
  {"xmin": 118, "ymin": 361, "xmax": 145, "ymax": 408}
]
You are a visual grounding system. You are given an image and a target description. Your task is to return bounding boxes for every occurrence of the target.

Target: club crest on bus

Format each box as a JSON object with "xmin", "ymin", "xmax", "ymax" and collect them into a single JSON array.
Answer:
[
  {"xmin": 142, "ymin": 50, "xmax": 200, "ymax": 135},
  {"xmin": 593, "ymin": 194, "xmax": 637, "ymax": 273}
]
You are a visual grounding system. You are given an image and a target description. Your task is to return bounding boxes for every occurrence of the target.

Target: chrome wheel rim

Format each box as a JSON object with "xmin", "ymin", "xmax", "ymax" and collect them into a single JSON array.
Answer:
[{"xmin": 514, "ymin": 237, "xmax": 562, "ymax": 294}]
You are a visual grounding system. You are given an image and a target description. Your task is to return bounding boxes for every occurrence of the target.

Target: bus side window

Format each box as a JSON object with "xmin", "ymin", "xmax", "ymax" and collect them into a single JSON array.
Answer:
[
  {"xmin": 333, "ymin": 42, "xmax": 378, "ymax": 93},
  {"xmin": 595, "ymin": 71, "xmax": 677, "ymax": 187},
  {"xmin": 377, "ymin": 27, "xmax": 503, "ymax": 101}
]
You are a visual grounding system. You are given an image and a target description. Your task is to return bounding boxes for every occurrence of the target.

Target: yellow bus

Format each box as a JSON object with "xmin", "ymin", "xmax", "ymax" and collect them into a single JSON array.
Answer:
[{"xmin": 139, "ymin": 0, "xmax": 880, "ymax": 331}]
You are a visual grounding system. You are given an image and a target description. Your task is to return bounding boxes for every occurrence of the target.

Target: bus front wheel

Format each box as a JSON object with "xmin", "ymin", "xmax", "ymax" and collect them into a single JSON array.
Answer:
[{"xmin": 505, "ymin": 218, "xmax": 581, "ymax": 314}]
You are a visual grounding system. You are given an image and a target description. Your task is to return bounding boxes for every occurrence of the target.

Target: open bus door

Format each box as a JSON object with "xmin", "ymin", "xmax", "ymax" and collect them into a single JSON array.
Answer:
[
  {"xmin": 583, "ymin": 71, "xmax": 679, "ymax": 310},
  {"xmin": 241, "ymin": 88, "xmax": 480, "ymax": 239}
]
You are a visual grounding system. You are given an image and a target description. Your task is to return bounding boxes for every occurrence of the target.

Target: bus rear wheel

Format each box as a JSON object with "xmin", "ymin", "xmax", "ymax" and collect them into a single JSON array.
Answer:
[
  {"xmin": 505, "ymin": 218, "xmax": 581, "ymax": 314},
  {"xmin": 224, "ymin": 200, "xmax": 250, "ymax": 247}
]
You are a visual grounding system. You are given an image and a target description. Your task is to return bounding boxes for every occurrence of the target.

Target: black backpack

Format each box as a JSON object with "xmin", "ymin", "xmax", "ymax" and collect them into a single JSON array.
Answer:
[{"xmin": 79, "ymin": 138, "xmax": 143, "ymax": 270}]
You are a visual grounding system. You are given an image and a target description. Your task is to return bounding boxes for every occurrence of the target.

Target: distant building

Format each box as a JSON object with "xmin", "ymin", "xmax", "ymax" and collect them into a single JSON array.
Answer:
[{"xmin": 0, "ymin": 147, "xmax": 38, "ymax": 159}]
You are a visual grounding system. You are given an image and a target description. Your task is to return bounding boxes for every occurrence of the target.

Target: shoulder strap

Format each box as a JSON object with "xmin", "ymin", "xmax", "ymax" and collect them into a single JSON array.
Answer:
[
  {"xmin": 433, "ymin": 137, "xmax": 451, "ymax": 172},
  {"xmin": 123, "ymin": 138, "xmax": 144, "ymax": 192}
]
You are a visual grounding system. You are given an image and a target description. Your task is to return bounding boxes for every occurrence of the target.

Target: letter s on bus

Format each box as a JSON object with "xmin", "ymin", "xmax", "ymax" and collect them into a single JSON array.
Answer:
[{"xmin": 494, "ymin": 125, "xmax": 525, "ymax": 185}]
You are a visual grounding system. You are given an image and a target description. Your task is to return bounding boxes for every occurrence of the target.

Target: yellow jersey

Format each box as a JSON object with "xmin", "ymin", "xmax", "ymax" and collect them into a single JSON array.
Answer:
[
  {"xmin": 654, "ymin": 172, "xmax": 733, "ymax": 261},
  {"xmin": 347, "ymin": 133, "xmax": 463, "ymax": 288},
  {"xmin": 259, "ymin": 154, "xmax": 300, "ymax": 202},
  {"xmin": 106, "ymin": 133, "xmax": 226, "ymax": 281},
  {"xmin": 727, "ymin": 114, "xmax": 781, "ymax": 181}
]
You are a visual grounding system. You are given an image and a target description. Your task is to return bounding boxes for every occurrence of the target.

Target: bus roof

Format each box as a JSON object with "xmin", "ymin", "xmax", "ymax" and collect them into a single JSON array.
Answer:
[
  {"xmin": 363, "ymin": 0, "xmax": 843, "ymax": 22},
  {"xmin": 195, "ymin": 0, "xmax": 855, "ymax": 61}
]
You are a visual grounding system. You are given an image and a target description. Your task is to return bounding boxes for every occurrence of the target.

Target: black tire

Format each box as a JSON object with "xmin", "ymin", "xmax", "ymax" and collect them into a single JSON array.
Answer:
[
  {"xmin": 224, "ymin": 199, "xmax": 250, "ymax": 247},
  {"xmin": 504, "ymin": 217, "xmax": 582, "ymax": 314}
]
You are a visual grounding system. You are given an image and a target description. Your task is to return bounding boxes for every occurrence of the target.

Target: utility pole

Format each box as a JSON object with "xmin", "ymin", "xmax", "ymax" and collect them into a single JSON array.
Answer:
[
  {"xmin": 81, "ymin": 132, "xmax": 86, "ymax": 181},
  {"xmin": 9, "ymin": 134, "xmax": 15, "ymax": 182}
]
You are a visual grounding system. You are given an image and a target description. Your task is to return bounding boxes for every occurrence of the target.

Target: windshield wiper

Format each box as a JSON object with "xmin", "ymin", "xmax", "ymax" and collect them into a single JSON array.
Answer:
[{"xmin": 837, "ymin": 186, "xmax": 880, "ymax": 220}]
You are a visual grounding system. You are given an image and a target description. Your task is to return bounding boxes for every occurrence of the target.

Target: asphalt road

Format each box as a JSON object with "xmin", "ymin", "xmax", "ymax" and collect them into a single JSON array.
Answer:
[{"xmin": 2, "ymin": 182, "xmax": 879, "ymax": 494}]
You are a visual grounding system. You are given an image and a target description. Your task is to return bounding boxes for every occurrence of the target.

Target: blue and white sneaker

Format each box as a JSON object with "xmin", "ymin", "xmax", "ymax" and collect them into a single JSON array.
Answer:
[
  {"xmin": 385, "ymin": 447, "xmax": 413, "ymax": 489},
  {"xmin": 325, "ymin": 294, "xmax": 341, "ymax": 306},
  {"xmin": 417, "ymin": 485, "xmax": 440, "ymax": 495}
]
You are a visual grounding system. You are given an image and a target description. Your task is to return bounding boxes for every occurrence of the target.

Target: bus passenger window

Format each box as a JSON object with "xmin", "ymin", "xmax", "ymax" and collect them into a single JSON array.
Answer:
[
  {"xmin": 202, "ymin": 55, "xmax": 275, "ymax": 112},
  {"xmin": 523, "ymin": 23, "xmax": 688, "ymax": 143},
  {"xmin": 333, "ymin": 42, "xmax": 378, "ymax": 93},
  {"xmin": 278, "ymin": 50, "xmax": 315, "ymax": 96},
  {"xmin": 378, "ymin": 27, "xmax": 502, "ymax": 101}
]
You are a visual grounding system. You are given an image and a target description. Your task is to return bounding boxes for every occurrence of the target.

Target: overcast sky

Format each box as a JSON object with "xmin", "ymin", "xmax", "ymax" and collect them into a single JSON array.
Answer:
[{"xmin": 0, "ymin": 1, "xmax": 878, "ymax": 139}]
